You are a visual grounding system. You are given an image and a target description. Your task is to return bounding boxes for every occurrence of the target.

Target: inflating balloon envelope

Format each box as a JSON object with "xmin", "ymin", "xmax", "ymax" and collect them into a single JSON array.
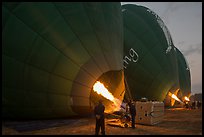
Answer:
[
  {"xmin": 2, "ymin": 2, "xmax": 125, "ymax": 119},
  {"xmin": 2, "ymin": 2, "xmax": 191, "ymax": 119}
]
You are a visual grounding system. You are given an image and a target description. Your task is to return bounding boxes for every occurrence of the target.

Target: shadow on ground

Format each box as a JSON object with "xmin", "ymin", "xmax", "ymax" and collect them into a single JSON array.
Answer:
[{"xmin": 3, "ymin": 118, "xmax": 84, "ymax": 132}]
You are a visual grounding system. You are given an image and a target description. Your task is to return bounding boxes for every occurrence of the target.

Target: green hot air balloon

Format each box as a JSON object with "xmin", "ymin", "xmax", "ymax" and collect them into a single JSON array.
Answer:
[
  {"xmin": 122, "ymin": 4, "xmax": 191, "ymax": 102},
  {"xmin": 2, "ymin": 2, "xmax": 191, "ymax": 119},
  {"xmin": 175, "ymin": 47, "xmax": 191, "ymax": 98},
  {"xmin": 2, "ymin": 2, "xmax": 125, "ymax": 119}
]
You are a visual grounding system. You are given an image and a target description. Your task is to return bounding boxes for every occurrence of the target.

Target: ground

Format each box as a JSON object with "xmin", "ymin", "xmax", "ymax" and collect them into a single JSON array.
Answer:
[{"xmin": 2, "ymin": 108, "xmax": 202, "ymax": 135}]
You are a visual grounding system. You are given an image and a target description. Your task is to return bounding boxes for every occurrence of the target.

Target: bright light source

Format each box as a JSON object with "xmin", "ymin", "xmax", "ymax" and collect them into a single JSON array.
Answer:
[
  {"xmin": 184, "ymin": 96, "xmax": 190, "ymax": 101},
  {"xmin": 93, "ymin": 81, "xmax": 114, "ymax": 101},
  {"xmin": 93, "ymin": 81, "xmax": 122, "ymax": 113},
  {"xmin": 168, "ymin": 92, "xmax": 184, "ymax": 105}
]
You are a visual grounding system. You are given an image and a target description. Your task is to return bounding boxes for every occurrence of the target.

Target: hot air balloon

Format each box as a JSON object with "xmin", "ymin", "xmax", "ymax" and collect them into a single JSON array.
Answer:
[
  {"xmin": 175, "ymin": 47, "xmax": 191, "ymax": 99},
  {"xmin": 122, "ymin": 4, "xmax": 191, "ymax": 103},
  {"xmin": 2, "ymin": 2, "xmax": 125, "ymax": 119}
]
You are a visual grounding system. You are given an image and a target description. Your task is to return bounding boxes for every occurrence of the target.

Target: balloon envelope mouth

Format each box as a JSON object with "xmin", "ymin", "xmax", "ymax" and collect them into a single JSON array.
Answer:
[{"xmin": 90, "ymin": 70, "xmax": 125, "ymax": 114}]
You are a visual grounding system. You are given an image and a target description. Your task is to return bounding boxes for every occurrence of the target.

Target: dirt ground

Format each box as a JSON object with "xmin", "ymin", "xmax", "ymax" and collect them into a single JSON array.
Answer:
[{"xmin": 2, "ymin": 108, "xmax": 202, "ymax": 135}]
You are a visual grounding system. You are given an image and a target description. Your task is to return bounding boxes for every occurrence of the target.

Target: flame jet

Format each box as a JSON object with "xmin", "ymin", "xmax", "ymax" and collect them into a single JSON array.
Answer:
[{"xmin": 93, "ymin": 81, "xmax": 122, "ymax": 113}]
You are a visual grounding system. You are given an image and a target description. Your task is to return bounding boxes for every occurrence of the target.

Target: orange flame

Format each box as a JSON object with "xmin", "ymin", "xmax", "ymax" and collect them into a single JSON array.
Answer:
[
  {"xmin": 93, "ymin": 81, "xmax": 114, "ymax": 101},
  {"xmin": 171, "ymin": 94, "xmax": 181, "ymax": 102},
  {"xmin": 184, "ymin": 96, "xmax": 190, "ymax": 101},
  {"xmin": 93, "ymin": 81, "xmax": 121, "ymax": 112},
  {"xmin": 168, "ymin": 92, "xmax": 183, "ymax": 105}
]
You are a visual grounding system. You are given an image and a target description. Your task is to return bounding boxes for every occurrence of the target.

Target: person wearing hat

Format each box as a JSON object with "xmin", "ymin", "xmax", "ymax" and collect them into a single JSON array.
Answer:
[{"xmin": 94, "ymin": 99, "xmax": 105, "ymax": 135}]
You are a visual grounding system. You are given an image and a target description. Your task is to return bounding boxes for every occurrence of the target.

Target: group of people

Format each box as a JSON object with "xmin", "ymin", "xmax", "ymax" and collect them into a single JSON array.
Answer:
[
  {"xmin": 94, "ymin": 99, "xmax": 136, "ymax": 135},
  {"xmin": 184, "ymin": 101, "xmax": 202, "ymax": 109}
]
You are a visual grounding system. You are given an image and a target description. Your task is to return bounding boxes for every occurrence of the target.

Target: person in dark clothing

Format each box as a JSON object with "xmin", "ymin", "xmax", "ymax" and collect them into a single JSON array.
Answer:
[
  {"xmin": 192, "ymin": 101, "xmax": 196, "ymax": 109},
  {"xmin": 197, "ymin": 101, "xmax": 201, "ymax": 109},
  {"xmin": 128, "ymin": 100, "xmax": 136, "ymax": 129},
  {"xmin": 94, "ymin": 99, "xmax": 105, "ymax": 135},
  {"xmin": 184, "ymin": 101, "xmax": 189, "ymax": 109}
]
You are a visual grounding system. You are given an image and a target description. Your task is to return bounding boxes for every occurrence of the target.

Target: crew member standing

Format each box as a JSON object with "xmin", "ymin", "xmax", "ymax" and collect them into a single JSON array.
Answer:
[
  {"xmin": 128, "ymin": 100, "xmax": 136, "ymax": 129},
  {"xmin": 94, "ymin": 99, "xmax": 105, "ymax": 135}
]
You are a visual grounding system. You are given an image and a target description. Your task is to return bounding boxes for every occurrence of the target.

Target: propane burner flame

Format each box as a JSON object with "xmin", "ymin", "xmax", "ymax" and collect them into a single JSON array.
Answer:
[
  {"xmin": 184, "ymin": 96, "xmax": 190, "ymax": 101},
  {"xmin": 168, "ymin": 92, "xmax": 183, "ymax": 104},
  {"xmin": 93, "ymin": 81, "xmax": 121, "ymax": 113},
  {"xmin": 93, "ymin": 81, "xmax": 114, "ymax": 101}
]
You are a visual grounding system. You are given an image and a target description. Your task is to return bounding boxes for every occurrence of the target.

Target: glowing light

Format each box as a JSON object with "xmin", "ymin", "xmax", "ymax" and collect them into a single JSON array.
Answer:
[
  {"xmin": 184, "ymin": 96, "xmax": 190, "ymax": 101},
  {"xmin": 93, "ymin": 81, "xmax": 122, "ymax": 112},
  {"xmin": 168, "ymin": 92, "xmax": 184, "ymax": 104},
  {"xmin": 172, "ymin": 94, "xmax": 180, "ymax": 102},
  {"xmin": 93, "ymin": 81, "xmax": 114, "ymax": 101}
]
